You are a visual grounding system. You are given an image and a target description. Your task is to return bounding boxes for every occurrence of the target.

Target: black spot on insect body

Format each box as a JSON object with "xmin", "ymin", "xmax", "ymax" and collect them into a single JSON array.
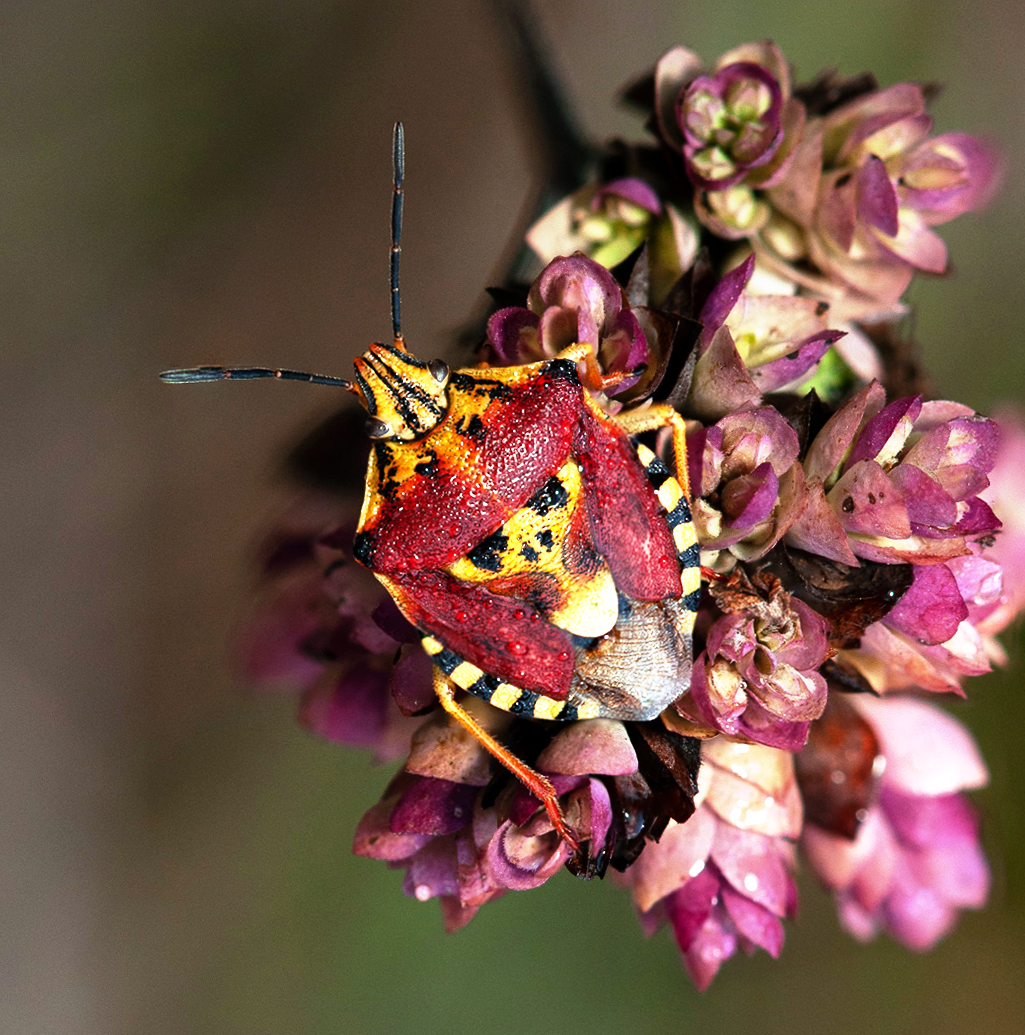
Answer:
[
  {"xmin": 680, "ymin": 542, "xmax": 701, "ymax": 570},
  {"xmin": 528, "ymin": 476, "xmax": 569, "ymax": 516},
  {"xmin": 449, "ymin": 373, "xmax": 512, "ymax": 400},
  {"xmin": 536, "ymin": 529, "xmax": 555, "ymax": 551},
  {"xmin": 543, "ymin": 358, "xmax": 581, "ymax": 383},
  {"xmin": 353, "ymin": 531, "xmax": 377, "ymax": 566},
  {"xmin": 414, "ymin": 449, "xmax": 440, "ymax": 478},
  {"xmin": 519, "ymin": 544, "xmax": 539, "ymax": 563},
  {"xmin": 467, "ymin": 531, "xmax": 510, "ymax": 572},
  {"xmin": 456, "ymin": 413, "xmax": 487, "ymax": 444},
  {"xmin": 374, "ymin": 442, "xmax": 401, "ymax": 499},
  {"xmin": 509, "ymin": 690, "xmax": 541, "ymax": 716},
  {"xmin": 643, "ymin": 459, "xmax": 671, "ymax": 491}
]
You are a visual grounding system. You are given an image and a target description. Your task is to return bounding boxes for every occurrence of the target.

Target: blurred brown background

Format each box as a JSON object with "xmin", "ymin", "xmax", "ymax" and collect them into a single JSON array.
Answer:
[{"xmin": 3, "ymin": 1, "xmax": 1024, "ymax": 1032}]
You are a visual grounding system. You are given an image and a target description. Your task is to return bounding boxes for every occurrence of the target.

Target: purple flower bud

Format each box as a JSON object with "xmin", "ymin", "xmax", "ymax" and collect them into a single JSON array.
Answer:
[
  {"xmin": 680, "ymin": 574, "xmax": 831, "ymax": 747},
  {"xmin": 485, "ymin": 253, "xmax": 669, "ymax": 399},
  {"xmin": 680, "ymin": 63, "xmax": 785, "ymax": 189}
]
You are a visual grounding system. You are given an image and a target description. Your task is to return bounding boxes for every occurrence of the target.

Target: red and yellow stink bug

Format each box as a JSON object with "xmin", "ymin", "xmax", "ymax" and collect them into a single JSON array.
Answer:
[{"xmin": 162, "ymin": 124, "xmax": 701, "ymax": 852}]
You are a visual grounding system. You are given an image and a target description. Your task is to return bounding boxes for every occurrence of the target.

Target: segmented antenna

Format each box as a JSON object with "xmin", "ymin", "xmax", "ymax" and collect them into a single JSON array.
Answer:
[
  {"xmin": 391, "ymin": 121, "xmax": 405, "ymax": 345},
  {"xmin": 160, "ymin": 366, "xmax": 351, "ymax": 387}
]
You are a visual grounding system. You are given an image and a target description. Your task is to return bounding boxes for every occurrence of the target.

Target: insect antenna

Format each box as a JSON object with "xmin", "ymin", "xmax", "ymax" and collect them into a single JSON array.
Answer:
[
  {"xmin": 160, "ymin": 366, "xmax": 352, "ymax": 388},
  {"xmin": 390, "ymin": 121, "xmax": 405, "ymax": 347}
]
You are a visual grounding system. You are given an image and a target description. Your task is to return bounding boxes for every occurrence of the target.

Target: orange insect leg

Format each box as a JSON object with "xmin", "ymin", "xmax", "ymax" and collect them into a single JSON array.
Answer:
[
  {"xmin": 432, "ymin": 670, "xmax": 581, "ymax": 854},
  {"xmin": 611, "ymin": 403, "xmax": 692, "ymax": 502}
]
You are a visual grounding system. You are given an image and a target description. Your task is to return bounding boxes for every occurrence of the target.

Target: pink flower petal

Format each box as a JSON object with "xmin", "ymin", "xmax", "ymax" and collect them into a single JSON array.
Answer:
[
  {"xmin": 682, "ymin": 910, "xmax": 738, "ymax": 991},
  {"xmin": 688, "ymin": 325, "xmax": 762, "ymax": 421},
  {"xmin": 628, "ymin": 806, "xmax": 718, "ymax": 912},
  {"xmin": 803, "ymin": 809, "xmax": 891, "ymax": 893},
  {"xmin": 405, "ymin": 710, "xmax": 495, "ymax": 787},
  {"xmin": 853, "ymin": 695, "xmax": 988, "ymax": 795},
  {"xmin": 785, "ymin": 479, "xmax": 860, "ymax": 565},
  {"xmin": 749, "ymin": 331, "xmax": 844, "ymax": 393},
  {"xmin": 655, "ymin": 46, "xmax": 704, "ymax": 147},
  {"xmin": 874, "ymin": 209, "xmax": 948, "ymax": 273},
  {"xmin": 830, "ymin": 460, "xmax": 911, "ymax": 540},
  {"xmin": 353, "ymin": 799, "xmax": 431, "ymax": 861},
  {"xmin": 900, "ymin": 133, "xmax": 1002, "ymax": 223},
  {"xmin": 803, "ymin": 381, "xmax": 885, "ymax": 482},
  {"xmin": 536, "ymin": 718, "xmax": 638, "ymax": 776},
  {"xmin": 597, "ymin": 177, "xmax": 662, "ymax": 215},
  {"xmin": 857, "ymin": 155, "xmax": 899, "ymax": 236},
  {"xmin": 721, "ymin": 883, "xmax": 785, "ymax": 956},
  {"xmin": 403, "ymin": 836, "xmax": 460, "ymax": 901},
  {"xmin": 711, "ymin": 821, "xmax": 795, "ymax": 918},
  {"xmin": 487, "ymin": 307, "xmax": 540, "ymax": 364},
  {"xmin": 698, "ymin": 255, "xmax": 756, "ymax": 340},
  {"xmin": 720, "ymin": 462, "xmax": 779, "ymax": 529},
  {"xmin": 484, "ymin": 819, "xmax": 569, "ymax": 891},
  {"xmin": 390, "ymin": 776, "xmax": 478, "ymax": 836},
  {"xmin": 663, "ymin": 867, "xmax": 720, "ymax": 950},
  {"xmin": 848, "ymin": 395, "xmax": 922, "ymax": 468},
  {"xmin": 884, "ymin": 563, "xmax": 968, "ymax": 645},
  {"xmin": 298, "ymin": 661, "xmax": 389, "ymax": 748}
]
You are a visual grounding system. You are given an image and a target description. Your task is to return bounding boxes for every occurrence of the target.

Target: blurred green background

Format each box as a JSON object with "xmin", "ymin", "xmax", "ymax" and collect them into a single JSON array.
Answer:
[{"xmin": 2, "ymin": 1, "xmax": 1023, "ymax": 1032}]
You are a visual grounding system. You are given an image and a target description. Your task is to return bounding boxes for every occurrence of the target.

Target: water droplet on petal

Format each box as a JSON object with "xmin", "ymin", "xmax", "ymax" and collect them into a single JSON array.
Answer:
[
  {"xmin": 414, "ymin": 884, "xmax": 432, "ymax": 902},
  {"xmin": 507, "ymin": 641, "xmax": 528, "ymax": 656},
  {"xmin": 743, "ymin": 872, "xmax": 759, "ymax": 893}
]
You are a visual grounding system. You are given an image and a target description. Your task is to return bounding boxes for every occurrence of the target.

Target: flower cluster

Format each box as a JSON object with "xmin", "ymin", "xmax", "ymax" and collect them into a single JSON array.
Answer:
[
  {"xmin": 232, "ymin": 40, "xmax": 1016, "ymax": 991},
  {"xmin": 650, "ymin": 42, "xmax": 1000, "ymax": 306}
]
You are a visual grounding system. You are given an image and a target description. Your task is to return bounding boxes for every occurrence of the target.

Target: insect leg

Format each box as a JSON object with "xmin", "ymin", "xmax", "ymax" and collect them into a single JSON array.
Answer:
[
  {"xmin": 611, "ymin": 403, "xmax": 692, "ymax": 502},
  {"xmin": 431, "ymin": 669, "xmax": 581, "ymax": 854},
  {"xmin": 550, "ymin": 342, "xmax": 607, "ymax": 390}
]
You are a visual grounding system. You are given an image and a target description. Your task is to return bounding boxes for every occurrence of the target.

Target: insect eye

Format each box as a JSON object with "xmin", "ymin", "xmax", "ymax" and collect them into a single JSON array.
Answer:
[
  {"xmin": 365, "ymin": 417, "xmax": 392, "ymax": 439},
  {"xmin": 428, "ymin": 358, "xmax": 449, "ymax": 382}
]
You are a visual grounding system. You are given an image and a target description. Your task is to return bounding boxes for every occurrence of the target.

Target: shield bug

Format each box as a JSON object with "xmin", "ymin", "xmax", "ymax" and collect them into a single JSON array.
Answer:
[{"xmin": 162, "ymin": 124, "xmax": 701, "ymax": 852}]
